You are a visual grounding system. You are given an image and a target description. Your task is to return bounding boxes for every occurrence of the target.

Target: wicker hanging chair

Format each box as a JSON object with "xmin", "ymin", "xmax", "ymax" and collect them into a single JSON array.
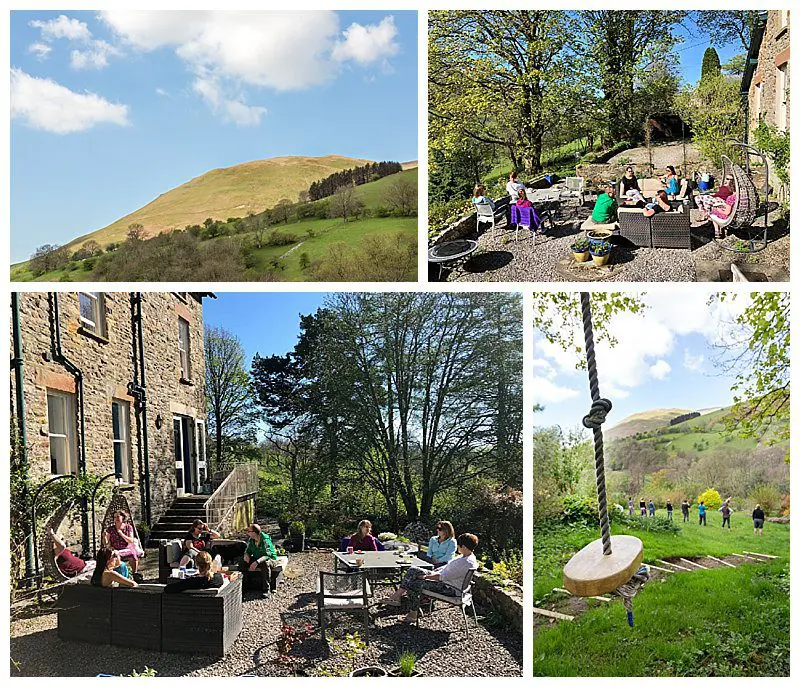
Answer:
[
  {"xmin": 713, "ymin": 150, "xmax": 770, "ymax": 253},
  {"xmin": 99, "ymin": 490, "xmax": 144, "ymax": 557}
]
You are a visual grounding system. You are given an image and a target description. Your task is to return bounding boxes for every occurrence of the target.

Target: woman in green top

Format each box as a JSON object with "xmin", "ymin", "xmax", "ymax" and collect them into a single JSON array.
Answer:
[
  {"xmin": 241, "ymin": 523, "xmax": 282, "ymax": 597},
  {"xmin": 589, "ymin": 184, "xmax": 617, "ymax": 225}
]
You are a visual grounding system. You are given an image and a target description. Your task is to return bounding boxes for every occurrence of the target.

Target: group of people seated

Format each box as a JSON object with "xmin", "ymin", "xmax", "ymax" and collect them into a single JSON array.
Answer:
[{"xmin": 53, "ymin": 511, "xmax": 283, "ymax": 597}]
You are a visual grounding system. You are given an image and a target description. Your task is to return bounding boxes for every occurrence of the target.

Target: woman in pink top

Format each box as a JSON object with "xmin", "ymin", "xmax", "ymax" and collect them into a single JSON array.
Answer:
[
  {"xmin": 349, "ymin": 519, "xmax": 378, "ymax": 551},
  {"xmin": 515, "ymin": 188, "xmax": 533, "ymax": 208},
  {"xmin": 104, "ymin": 510, "xmax": 142, "ymax": 573}
]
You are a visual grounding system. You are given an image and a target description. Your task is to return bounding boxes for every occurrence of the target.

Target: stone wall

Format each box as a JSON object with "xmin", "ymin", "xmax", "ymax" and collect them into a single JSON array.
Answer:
[
  {"xmin": 11, "ymin": 292, "xmax": 207, "ymax": 531},
  {"xmin": 749, "ymin": 11, "xmax": 790, "ymax": 133},
  {"xmin": 473, "ymin": 574, "xmax": 523, "ymax": 633},
  {"xmin": 431, "ymin": 197, "xmax": 510, "ymax": 245},
  {"xmin": 577, "ymin": 163, "xmax": 655, "ymax": 184}
]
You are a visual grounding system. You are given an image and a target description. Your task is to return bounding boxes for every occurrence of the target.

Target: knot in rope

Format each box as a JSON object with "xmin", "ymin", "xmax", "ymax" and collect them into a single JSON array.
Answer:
[{"xmin": 582, "ymin": 398, "xmax": 613, "ymax": 430}]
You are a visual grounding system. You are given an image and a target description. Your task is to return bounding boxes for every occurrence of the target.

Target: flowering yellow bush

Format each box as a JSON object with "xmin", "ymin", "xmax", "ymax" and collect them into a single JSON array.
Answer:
[{"xmin": 697, "ymin": 488, "xmax": 722, "ymax": 510}]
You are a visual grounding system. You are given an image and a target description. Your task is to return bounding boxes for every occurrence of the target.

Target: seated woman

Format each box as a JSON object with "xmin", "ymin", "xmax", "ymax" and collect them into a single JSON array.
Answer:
[
  {"xmin": 424, "ymin": 521, "xmax": 457, "ymax": 568},
  {"xmin": 91, "ymin": 547, "xmax": 138, "ymax": 588},
  {"xmin": 165, "ymin": 551, "xmax": 236, "ymax": 593},
  {"xmin": 49, "ymin": 526, "xmax": 95, "ymax": 578},
  {"xmin": 643, "ymin": 190, "xmax": 671, "ymax": 217},
  {"xmin": 471, "ymin": 184, "xmax": 495, "ymax": 210},
  {"xmin": 380, "ymin": 533, "xmax": 480, "ymax": 624},
  {"xmin": 618, "ymin": 166, "xmax": 644, "ymax": 206},
  {"xmin": 662, "ymin": 166, "xmax": 680, "ymax": 197},
  {"xmin": 515, "ymin": 188, "xmax": 533, "ymax": 208},
  {"xmin": 178, "ymin": 518, "xmax": 220, "ymax": 569},
  {"xmin": 708, "ymin": 192, "xmax": 737, "ymax": 239},
  {"xmin": 241, "ymin": 523, "xmax": 282, "ymax": 597},
  {"xmin": 104, "ymin": 510, "xmax": 142, "ymax": 576},
  {"xmin": 349, "ymin": 519, "xmax": 378, "ymax": 551}
]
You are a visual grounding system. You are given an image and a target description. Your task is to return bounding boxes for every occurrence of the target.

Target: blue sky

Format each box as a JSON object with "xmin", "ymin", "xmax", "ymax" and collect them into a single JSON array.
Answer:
[
  {"xmin": 10, "ymin": 10, "xmax": 418, "ymax": 262},
  {"xmin": 675, "ymin": 18, "xmax": 741, "ymax": 85},
  {"xmin": 203, "ymin": 292, "xmax": 326, "ymax": 367},
  {"xmin": 533, "ymin": 293, "xmax": 752, "ymax": 434}
]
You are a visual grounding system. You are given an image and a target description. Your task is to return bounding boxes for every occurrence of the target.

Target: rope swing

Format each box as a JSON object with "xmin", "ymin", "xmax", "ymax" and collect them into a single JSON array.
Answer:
[{"xmin": 562, "ymin": 293, "xmax": 647, "ymax": 626}]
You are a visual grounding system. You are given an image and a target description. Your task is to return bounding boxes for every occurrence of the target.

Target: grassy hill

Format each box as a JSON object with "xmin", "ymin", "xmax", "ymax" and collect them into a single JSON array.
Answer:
[
  {"xmin": 606, "ymin": 408, "xmax": 693, "ymax": 441},
  {"xmin": 12, "ymin": 166, "xmax": 418, "ymax": 282},
  {"xmin": 61, "ymin": 155, "xmax": 372, "ymax": 251}
]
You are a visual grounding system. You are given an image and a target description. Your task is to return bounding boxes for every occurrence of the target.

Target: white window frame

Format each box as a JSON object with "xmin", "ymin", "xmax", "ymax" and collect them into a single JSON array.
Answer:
[
  {"xmin": 47, "ymin": 390, "xmax": 77, "ymax": 475},
  {"xmin": 195, "ymin": 419, "xmax": 207, "ymax": 488},
  {"xmin": 780, "ymin": 10, "xmax": 789, "ymax": 29},
  {"xmin": 79, "ymin": 292, "xmax": 107, "ymax": 337},
  {"xmin": 776, "ymin": 63, "xmax": 788, "ymax": 132},
  {"xmin": 753, "ymin": 81, "xmax": 762, "ymax": 121},
  {"xmin": 112, "ymin": 400, "xmax": 133, "ymax": 484},
  {"xmin": 178, "ymin": 317, "xmax": 191, "ymax": 380}
]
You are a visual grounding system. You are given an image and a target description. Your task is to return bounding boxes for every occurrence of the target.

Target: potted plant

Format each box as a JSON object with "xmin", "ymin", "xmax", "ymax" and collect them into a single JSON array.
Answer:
[
  {"xmin": 277, "ymin": 512, "xmax": 291, "ymax": 537},
  {"xmin": 351, "ymin": 666, "xmax": 389, "ymax": 677},
  {"xmin": 389, "ymin": 651, "xmax": 420, "ymax": 677},
  {"xmin": 570, "ymin": 236, "xmax": 590, "ymax": 262},
  {"xmin": 589, "ymin": 239, "xmax": 612, "ymax": 266},
  {"xmin": 289, "ymin": 521, "xmax": 306, "ymax": 552},
  {"xmin": 586, "ymin": 227, "xmax": 614, "ymax": 252},
  {"xmin": 136, "ymin": 521, "xmax": 151, "ymax": 548}
]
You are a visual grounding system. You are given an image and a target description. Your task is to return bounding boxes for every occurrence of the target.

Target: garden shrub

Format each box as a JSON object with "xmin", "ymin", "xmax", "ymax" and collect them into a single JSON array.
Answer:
[
  {"xmin": 609, "ymin": 509, "xmax": 681, "ymax": 533},
  {"xmin": 697, "ymin": 487, "xmax": 722, "ymax": 510},
  {"xmin": 560, "ymin": 494, "xmax": 598, "ymax": 524}
]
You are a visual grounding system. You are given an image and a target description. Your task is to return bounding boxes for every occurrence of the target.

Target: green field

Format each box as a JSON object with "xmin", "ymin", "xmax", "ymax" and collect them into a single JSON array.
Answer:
[{"xmin": 533, "ymin": 514, "xmax": 790, "ymax": 676}]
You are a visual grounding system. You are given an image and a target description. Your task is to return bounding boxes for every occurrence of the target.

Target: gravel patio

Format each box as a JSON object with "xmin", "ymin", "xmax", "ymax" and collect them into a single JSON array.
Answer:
[
  {"xmin": 434, "ymin": 205, "xmax": 789, "ymax": 283},
  {"xmin": 10, "ymin": 550, "xmax": 522, "ymax": 677}
]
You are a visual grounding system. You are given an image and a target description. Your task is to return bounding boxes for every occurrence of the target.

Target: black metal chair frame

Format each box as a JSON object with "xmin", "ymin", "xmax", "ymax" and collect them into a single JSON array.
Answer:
[{"xmin": 317, "ymin": 570, "xmax": 371, "ymax": 645}]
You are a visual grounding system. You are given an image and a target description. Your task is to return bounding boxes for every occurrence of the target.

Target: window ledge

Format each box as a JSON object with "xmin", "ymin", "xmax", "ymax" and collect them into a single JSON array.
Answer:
[
  {"xmin": 179, "ymin": 377, "xmax": 195, "ymax": 386},
  {"xmin": 775, "ymin": 27, "xmax": 788, "ymax": 40},
  {"xmin": 78, "ymin": 326, "xmax": 109, "ymax": 344}
]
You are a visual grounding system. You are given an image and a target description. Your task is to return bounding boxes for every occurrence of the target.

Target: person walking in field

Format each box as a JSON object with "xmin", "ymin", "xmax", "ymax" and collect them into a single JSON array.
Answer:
[
  {"xmin": 681, "ymin": 499, "xmax": 690, "ymax": 523},
  {"xmin": 752, "ymin": 504, "xmax": 765, "ymax": 536},
  {"xmin": 698, "ymin": 501, "xmax": 707, "ymax": 526},
  {"xmin": 666, "ymin": 500, "xmax": 673, "ymax": 520},
  {"xmin": 639, "ymin": 498, "xmax": 647, "ymax": 516},
  {"xmin": 648, "ymin": 499, "xmax": 656, "ymax": 517},
  {"xmin": 719, "ymin": 499, "xmax": 733, "ymax": 528},
  {"xmin": 628, "ymin": 497, "xmax": 634, "ymax": 516}
]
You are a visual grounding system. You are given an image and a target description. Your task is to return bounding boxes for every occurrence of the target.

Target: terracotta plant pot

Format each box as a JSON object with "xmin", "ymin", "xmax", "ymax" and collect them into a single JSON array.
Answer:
[{"xmin": 572, "ymin": 250, "xmax": 590, "ymax": 263}]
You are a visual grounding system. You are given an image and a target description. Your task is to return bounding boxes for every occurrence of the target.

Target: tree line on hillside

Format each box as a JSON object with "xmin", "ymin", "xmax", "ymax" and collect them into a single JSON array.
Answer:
[
  {"xmin": 670, "ymin": 411, "xmax": 701, "ymax": 426},
  {"xmin": 205, "ymin": 293, "xmax": 523, "ymax": 563},
  {"xmin": 308, "ymin": 161, "xmax": 403, "ymax": 201}
]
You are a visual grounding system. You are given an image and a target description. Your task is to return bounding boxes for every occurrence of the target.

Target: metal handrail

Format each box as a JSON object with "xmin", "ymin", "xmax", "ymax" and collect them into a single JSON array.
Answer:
[{"xmin": 204, "ymin": 463, "xmax": 258, "ymax": 530}]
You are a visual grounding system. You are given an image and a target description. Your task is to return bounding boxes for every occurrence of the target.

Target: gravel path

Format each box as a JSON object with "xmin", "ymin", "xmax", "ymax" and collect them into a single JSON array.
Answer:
[
  {"xmin": 443, "ymin": 206, "xmax": 789, "ymax": 283},
  {"xmin": 11, "ymin": 551, "xmax": 521, "ymax": 677}
]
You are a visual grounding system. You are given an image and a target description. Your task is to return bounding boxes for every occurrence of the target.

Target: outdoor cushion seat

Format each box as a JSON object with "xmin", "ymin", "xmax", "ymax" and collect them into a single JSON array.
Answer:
[
  {"xmin": 242, "ymin": 555, "xmax": 288, "ymax": 594},
  {"xmin": 580, "ymin": 218, "xmax": 617, "ymax": 233},
  {"xmin": 159, "ymin": 537, "xmax": 246, "ymax": 583}
]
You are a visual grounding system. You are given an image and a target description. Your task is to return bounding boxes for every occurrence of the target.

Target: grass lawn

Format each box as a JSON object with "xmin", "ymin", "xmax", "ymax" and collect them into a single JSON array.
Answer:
[
  {"xmin": 534, "ymin": 514, "xmax": 789, "ymax": 676},
  {"xmin": 246, "ymin": 216, "xmax": 417, "ymax": 280}
]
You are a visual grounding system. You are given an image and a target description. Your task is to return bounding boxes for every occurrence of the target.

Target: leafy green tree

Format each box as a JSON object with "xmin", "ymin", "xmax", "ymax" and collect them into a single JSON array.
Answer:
[
  {"xmin": 328, "ymin": 185, "xmax": 364, "ymax": 222},
  {"xmin": 298, "ymin": 252, "xmax": 311, "ymax": 270},
  {"xmin": 205, "ymin": 325, "xmax": 259, "ymax": 469},
  {"xmin": 712, "ymin": 292, "xmax": 789, "ymax": 444},
  {"xmin": 429, "ymin": 10, "xmax": 578, "ymax": 174},
  {"xmin": 701, "ymin": 47, "xmax": 721, "ymax": 80},
  {"xmin": 676, "ymin": 74, "xmax": 744, "ymax": 166},
  {"xmin": 748, "ymin": 484, "xmax": 781, "ymax": 515},
  {"xmin": 722, "ymin": 53, "xmax": 747, "ymax": 77},
  {"xmin": 691, "ymin": 10, "xmax": 759, "ymax": 52}
]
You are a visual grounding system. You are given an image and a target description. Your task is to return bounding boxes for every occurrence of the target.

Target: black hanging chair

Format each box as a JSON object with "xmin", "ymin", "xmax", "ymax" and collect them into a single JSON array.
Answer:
[
  {"xmin": 713, "ymin": 143, "xmax": 771, "ymax": 253},
  {"xmin": 97, "ymin": 488, "xmax": 145, "ymax": 560}
]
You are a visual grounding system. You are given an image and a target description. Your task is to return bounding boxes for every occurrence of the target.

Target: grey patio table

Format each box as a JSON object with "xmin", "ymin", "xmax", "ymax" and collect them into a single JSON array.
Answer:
[{"xmin": 332, "ymin": 550, "xmax": 433, "ymax": 575}]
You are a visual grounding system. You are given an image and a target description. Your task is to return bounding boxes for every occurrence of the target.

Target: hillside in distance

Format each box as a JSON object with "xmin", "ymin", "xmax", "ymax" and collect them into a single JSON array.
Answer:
[
  {"xmin": 66, "ymin": 154, "xmax": 372, "ymax": 251},
  {"xmin": 605, "ymin": 408, "xmax": 693, "ymax": 441}
]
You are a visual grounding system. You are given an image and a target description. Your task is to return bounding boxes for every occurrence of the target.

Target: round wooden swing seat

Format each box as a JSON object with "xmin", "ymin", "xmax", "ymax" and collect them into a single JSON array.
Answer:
[{"xmin": 563, "ymin": 534, "xmax": 643, "ymax": 597}]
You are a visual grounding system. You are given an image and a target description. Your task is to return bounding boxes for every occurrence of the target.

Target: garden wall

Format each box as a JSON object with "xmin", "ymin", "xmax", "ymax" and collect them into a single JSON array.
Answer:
[
  {"xmin": 431, "ymin": 197, "xmax": 510, "ymax": 245},
  {"xmin": 473, "ymin": 574, "xmax": 523, "ymax": 633}
]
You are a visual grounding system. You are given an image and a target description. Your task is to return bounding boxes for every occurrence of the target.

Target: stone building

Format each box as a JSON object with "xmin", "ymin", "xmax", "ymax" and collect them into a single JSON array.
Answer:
[
  {"xmin": 745, "ymin": 10, "xmax": 790, "ymax": 136},
  {"xmin": 10, "ymin": 292, "xmax": 210, "ymax": 531}
]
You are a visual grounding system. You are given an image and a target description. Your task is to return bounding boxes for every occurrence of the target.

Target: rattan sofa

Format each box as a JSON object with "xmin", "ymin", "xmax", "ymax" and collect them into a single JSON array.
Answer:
[
  {"xmin": 57, "ymin": 577, "xmax": 243, "ymax": 656},
  {"xmin": 617, "ymin": 204, "xmax": 692, "ymax": 249}
]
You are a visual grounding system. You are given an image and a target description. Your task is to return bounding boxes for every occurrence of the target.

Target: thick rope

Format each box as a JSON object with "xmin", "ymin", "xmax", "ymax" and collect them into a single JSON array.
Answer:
[
  {"xmin": 580, "ymin": 292, "xmax": 613, "ymax": 556},
  {"xmin": 614, "ymin": 566, "xmax": 650, "ymax": 627}
]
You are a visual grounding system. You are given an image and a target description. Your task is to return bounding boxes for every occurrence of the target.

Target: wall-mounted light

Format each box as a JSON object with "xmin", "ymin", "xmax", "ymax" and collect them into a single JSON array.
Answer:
[{"xmin": 155, "ymin": 414, "xmax": 164, "ymax": 430}]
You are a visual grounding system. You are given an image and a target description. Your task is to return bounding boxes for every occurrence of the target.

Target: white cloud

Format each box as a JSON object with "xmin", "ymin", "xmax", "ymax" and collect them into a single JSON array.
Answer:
[
  {"xmin": 30, "ymin": 15, "xmax": 92, "ymax": 42},
  {"xmin": 650, "ymin": 359, "xmax": 672, "ymax": 380},
  {"xmin": 70, "ymin": 40, "xmax": 121, "ymax": 70},
  {"xmin": 332, "ymin": 16, "xmax": 399, "ymax": 65},
  {"xmin": 223, "ymin": 99, "xmax": 267, "ymax": 127},
  {"xmin": 532, "ymin": 358, "xmax": 557, "ymax": 380},
  {"xmin": 155, "ymin": 87, "xmax": 170, "ymax": 97},
  {"xmin": 192, "ymin": 74, "xmax": 267, "ymax": 126},
  {"xmin": 11, "ymin": 68, "xmax": 130, "ymax": 134},
  {"xmin": 531, "ymin": 377, "xmax": 580, "ymax": 405},
  {"xmin": 27, "ymin": 42, "xmax": 52, "ymax": 59},
  {"xmin": 683, "ymin": 350, "xmax": 705, "ymax": 372}
]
